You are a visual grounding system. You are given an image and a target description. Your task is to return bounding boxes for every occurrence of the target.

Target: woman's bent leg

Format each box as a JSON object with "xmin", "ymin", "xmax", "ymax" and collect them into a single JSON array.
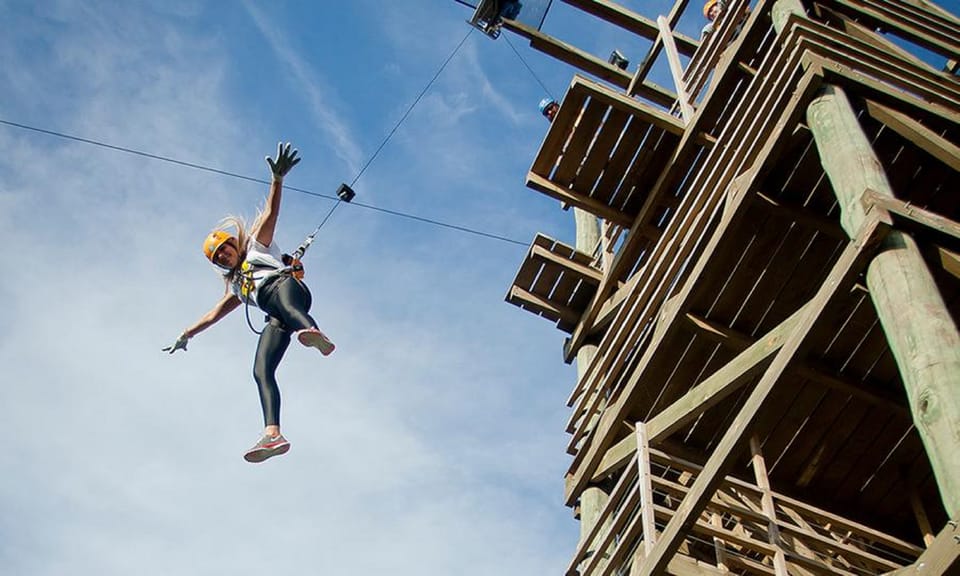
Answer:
[{"xmin": 262, "ymin": 277, "xmax": 317, "ymax": 333}]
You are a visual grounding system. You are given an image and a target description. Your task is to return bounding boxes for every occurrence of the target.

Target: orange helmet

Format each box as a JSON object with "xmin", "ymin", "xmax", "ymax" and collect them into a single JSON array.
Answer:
[
  {"xmin": 202, "ymin": 230, "xmax": 234, "ymax": 263},
  {"xmin": 703, "ymin": 0, "xmax": 722, "ymax": 18}
]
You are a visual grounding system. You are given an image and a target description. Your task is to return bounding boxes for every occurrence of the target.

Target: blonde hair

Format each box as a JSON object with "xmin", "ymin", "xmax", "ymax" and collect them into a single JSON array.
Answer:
[{"xmin": 215, "ymin": 210, "xmax": 265, "ymax": 289}]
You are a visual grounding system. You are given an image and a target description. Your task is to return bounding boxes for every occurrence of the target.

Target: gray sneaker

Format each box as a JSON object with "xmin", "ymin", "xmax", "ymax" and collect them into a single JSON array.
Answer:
[
  {"xmin": 297, "ymin": 328, "xmax": 335, "ymax": 356},
  {"xmin": 243, "ymin": 433, "xmax": 290, "ymax": 463}
]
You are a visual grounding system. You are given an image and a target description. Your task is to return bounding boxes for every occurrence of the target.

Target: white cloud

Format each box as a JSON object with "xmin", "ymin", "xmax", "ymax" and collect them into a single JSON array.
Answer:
[
  {"xmin": 242, "ymin": 0, "xmax": 364, "ymax": 176},
  {"xmin": 0, "ymin": 3, "xmax": 578, "ymax": 576}
]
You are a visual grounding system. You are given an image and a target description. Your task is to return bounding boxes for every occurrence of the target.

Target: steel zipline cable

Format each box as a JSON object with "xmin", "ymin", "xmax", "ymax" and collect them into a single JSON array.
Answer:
[
  {"xmin": 0, "ymin": 28, "xmax": 530, "ymax": 248},
  {"xmin": 311, "ymin": 25, "xmax": 476, "ymax": 241}
]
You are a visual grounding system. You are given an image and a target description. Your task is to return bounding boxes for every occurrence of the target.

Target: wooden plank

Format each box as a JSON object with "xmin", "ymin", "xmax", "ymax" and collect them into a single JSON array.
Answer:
[
  {"xmin": 656, "ymin": 16, "xmax": 695, "ymax": 123},
  {"xmin": 531, "ymin": 244, "xmax": 603, "ymax": 284},
  {"xmin": 648, "ymin": 449, "xmax": 924, "ymax": 558},
  {"xmin": 567, "ymin": 45, "xmax": 822, "ymax": 504},
  {"xmin": 636, "ymin": 422, "xmax": 658, "ymax": 557},
  {"xmin": 574, "ymin": 106, "xmax": 631, "ymax": 204},
  {"xmin": 636, "ymin": 212, "xmax": 888, "ymax": 576},
  {"xmin": 862, "ymin": 189, "xmax": 960, "ymax": 242},
  {"xmin": 569, "ymin": 75, "xmax": 687, "ymax": 136},
  {"xmin": 560, "ymin": 0, "xmax": 698, "ymax": 55},
  {"xmin": 554, "ymin": 98, "xmax": 609, "ymax": 186},
  {"xmin": 591, "ymin": 116, "xmax": 655, "ymax": 211},
  {"xmin": 616, "ymin": 131, "xmax": 682, "ymax": 215},
  {"xmin": 507, "ymin": 285, "xmax": 579, "ymax": 326},
  {"xmin": 568, "ymin": 60, "xmax": 809, "ymax": 494},
  {"xmin": 936, "ymin": 245, "xmax": 960, "ymax": 281},
  {"xmin": 864, "ymin": 99, "xmax": 960, "ymax": 173},
  {"xmin": 531, "ymin": 88, "xmax": 589, "ymax": 177},
  {"xmin": 886, "ymin": 521, "xmax": 960, "ymax": 576},
  {"xmin": 791, "ymin": 24, "xmax": 960, "ymax": 109},
  {"xmin": 591, "ymin": 306, "xmax": 805, "ymax": 483},
  {"xmin": 563, "ymin": 28, "xmax": 814, "ymax": 364},
  {"xmin": 502, "ymin": 19, "xmax": 677, "ymax": 108},
  {"xmin": 823, "ymin": 0, "xmax": 960, "ymax": 59},
  {"xmin": 755, "ymin": 192, "xmax": 847, "ymax": 239},
  {"xmin": 527, "ymin": 171, "xmax": 634, "ymax": 227}
]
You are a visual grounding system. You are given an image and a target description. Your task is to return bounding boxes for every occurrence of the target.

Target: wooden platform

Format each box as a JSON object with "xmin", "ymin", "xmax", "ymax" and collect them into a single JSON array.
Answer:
[
  {"xmin": 505, "ymin": 0, "xmax": 960, "ymax": 573},
  {"xmin": 506, "ymin": 233, "xmax": 601, "ymax": 333}
]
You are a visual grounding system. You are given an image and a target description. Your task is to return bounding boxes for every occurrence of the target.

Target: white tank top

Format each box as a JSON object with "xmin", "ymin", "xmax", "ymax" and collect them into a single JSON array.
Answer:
[{"xmin": 229, "ymin": 238, "xmax": 285, "ymax": 306}]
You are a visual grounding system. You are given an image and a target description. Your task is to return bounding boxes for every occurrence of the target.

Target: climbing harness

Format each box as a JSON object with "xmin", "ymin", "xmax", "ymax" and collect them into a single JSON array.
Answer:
[{"xmin": 242, "ymin": 183, "xmax": 357, "ymax": 335}]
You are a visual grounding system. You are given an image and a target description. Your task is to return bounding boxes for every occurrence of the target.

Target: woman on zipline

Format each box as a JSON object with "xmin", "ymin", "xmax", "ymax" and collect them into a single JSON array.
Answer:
[{"xmin": 164, "ymin": 142, "xmax": 334, "ymax": 464}]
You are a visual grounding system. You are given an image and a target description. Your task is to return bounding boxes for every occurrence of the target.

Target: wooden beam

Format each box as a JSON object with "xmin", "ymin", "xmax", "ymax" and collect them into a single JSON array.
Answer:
[
  {"xmin": 864, "ymin": 99, "xmax": 960, "ymax": 172},
  {"xmin": 636, "ymin": 211, "xmax": 888, "ymax": 576},
  {"xmin": 569, "ymin": 75, "xmax": 687, "ymax": 136},
  {"xmin": 909, "ymin": 490, "xmax": 936, "ymax": 547},
  {"xmin": 508, "ymin": 285, "xmax": 581, "ymax": 327},
  {"xmin": 531, "ymin": 244, "xmax": 603, "ymax": 284},
  {"xmin": 936, "ymin": 245, "xmax": 960, "ymax": 281},
  {"xmin": 809, "ymin": 84, "xmax": 960, "ymax": 517},
  {"xmin": 755, "ymin": 192, "xmax": 847, "ymax": 239},
  {"xmin": 682, "ymin": 312, "xmax": 910, "ymax": 412},
  {"xmin": 637, "ymin": 422, "xmax": 658, "ymax": 558},
  {"xmin": 750, "ymin": 437, "xmax": 789, "ymax": 576},
  {"xmin": 885, "ymin": 520, "xmax": 960, "ymax": 576},
  {"xmin": 502, "ymin": 19, "xmax": 677, "ymax": 108},
  {"xmin": 590, "ymin": 306, "xmax": 806, "ymax": 483},
  {"xmin": 560, "ymin": 0, "xmax": 698, "ymax": 55},
  {"xmin": 657, "ymin": 16, "xmax": 695, "ymax": 123},
  {"xmin": 862, "ymin": 189, "xmax": 960, "ymax": 243},
  {"xmin": 527, "ymin": 171, "xmax": 634, "ymax": 227}
]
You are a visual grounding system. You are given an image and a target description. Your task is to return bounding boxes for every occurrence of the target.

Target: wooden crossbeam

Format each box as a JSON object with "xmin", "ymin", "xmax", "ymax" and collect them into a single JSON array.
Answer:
[
  {"xmin": 527, "ymin": 171, "xmax": 635, "ymax": 227},
  {"xmin": 885, "ymin": 520, "xmax": 960, "ymax": 576},
  {"xmin": 502, "ymin": 19, "xmax": 677, "ymax": 108},
  {"xmin": 565, "ymin": 63, "xmax": 824, "ymax": 504},
  {"xmin": 864, "ymin": 99, "xmax": 960, "ymax": 172},
  {"xmin": 636, "ymin": 212, "xmax": 888, "ymax": 576},
  {"xmin": 531, "ymin": 244, "xmax": 603, "ymax": 284},
  {"xmin": 560, "ymin": 0, "xmax": 698, "ymax": 55},
  {"xmin": 508, "ymin": 285, "xmax": 581, "ymax": 327},
  {"xmin": 590, "ymin": 306, "xmax": 805, "ymax": 482},
  {"xmin": 682, "ymin": 312, "xmax": 909, "ymax": 412}
]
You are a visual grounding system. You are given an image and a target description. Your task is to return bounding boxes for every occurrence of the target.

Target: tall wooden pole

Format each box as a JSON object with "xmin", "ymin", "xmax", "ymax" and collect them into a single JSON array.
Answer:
[
  {"xmin": 573, "ymin": 207, "xmax": 611, "ymax": 574},
  {"xmin": 800, "ymin": 67, "xmax": 960, "ymax": 517}
]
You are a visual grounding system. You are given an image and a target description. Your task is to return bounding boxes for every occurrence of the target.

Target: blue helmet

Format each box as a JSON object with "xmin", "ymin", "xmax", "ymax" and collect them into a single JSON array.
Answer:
[{"xmin": 539, "ymin": 98, "xmax": 557, "ymax": 115}]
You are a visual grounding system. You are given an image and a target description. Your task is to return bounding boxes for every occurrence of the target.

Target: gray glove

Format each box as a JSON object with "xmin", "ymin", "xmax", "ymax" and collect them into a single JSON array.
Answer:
[
  {"xmin": 266, "ymin": 141, "xmax": 300, "ymax": 179},
  {"xmin": 162, "ymin": 332, "xmax": 189, "ymax": 354}
]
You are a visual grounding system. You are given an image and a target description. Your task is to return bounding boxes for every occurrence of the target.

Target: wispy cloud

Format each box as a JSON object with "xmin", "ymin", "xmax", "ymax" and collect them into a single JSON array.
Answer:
[
  {"xmin": 0, "ymin": 3, "xmax": 577, "ymax": 576},
  {"xmin": 242, "ymin": 0, "xmax": 364, "ymax": 175}
]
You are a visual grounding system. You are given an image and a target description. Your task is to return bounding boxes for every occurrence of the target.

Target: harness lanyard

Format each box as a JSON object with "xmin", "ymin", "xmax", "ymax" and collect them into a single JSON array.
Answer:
[{"xmin": 242, "ymin": 183, "xmax": 356, "ymax": 336}]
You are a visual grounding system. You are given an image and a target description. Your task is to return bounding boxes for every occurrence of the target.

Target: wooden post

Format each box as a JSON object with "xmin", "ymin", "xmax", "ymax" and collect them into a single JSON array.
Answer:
[
  {"xmin": 656, "ymin": 16, "xmax": 695, "ymax": 123},
  {"xmin": 574, "ymin": 206, "xmax": 612, "ymax": 576},
  {"xmin": 629, "ymin": 421, "xmax": 658, "ymax": 576},
  {"xmin": 806, "ymin": 84, "xmax": 960, "ymax": 518},
  {"xmin": 749, "ymin": 436, "xmax": 789, "ymax": 576}
]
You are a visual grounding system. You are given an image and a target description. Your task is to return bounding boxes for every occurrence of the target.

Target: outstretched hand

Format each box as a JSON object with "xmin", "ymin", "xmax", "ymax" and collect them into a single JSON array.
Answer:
[
  {"xmin": 266, "ymin": 141, "xmax": 300, "ymax": 179},
  {"xmin": 162, "ymin": 333, "xmax": 189, "ymax": 354}
]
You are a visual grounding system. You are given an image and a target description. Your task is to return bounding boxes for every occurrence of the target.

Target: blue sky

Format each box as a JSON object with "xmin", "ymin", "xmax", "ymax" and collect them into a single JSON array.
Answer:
[
  {"xmin": 4, "ymin": 1, "xmax": 957, "ymax": 575},
  {"xmin": 0, "ymin": 1, "xmax": 686, "ymax": 575}
]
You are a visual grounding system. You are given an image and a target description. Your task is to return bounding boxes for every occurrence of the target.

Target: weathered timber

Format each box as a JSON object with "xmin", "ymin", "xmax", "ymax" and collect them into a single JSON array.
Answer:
[
  {"xmin": 656, "ymin": 16, "xmax": 695, "ymax": 123},
  {"xmin": 501, "ymin": 19, "xmax": 676, "ymax": 108},
  {"xmin": 806, "ymin": 83, "xmax": 960, "ymax": 518},
  {"xmin": 635, "ymin": 211, "xmax": 888, "ymax": 576}
]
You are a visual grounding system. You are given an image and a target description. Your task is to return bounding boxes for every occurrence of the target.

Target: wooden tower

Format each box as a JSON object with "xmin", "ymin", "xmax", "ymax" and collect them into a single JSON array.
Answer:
[{"xmin": 501, "ymin": 0, "xmax": 960, "ymax": 573}]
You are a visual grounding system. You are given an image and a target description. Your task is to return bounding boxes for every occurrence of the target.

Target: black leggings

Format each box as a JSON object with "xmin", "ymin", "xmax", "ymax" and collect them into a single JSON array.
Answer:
[{"xmin": 252, "ymin": 276, "xmax": 318, "ymax": 426}]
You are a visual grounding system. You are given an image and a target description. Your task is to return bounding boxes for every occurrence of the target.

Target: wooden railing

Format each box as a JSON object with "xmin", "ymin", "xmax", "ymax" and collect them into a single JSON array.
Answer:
[{"xmin": 567, "ymin": 438, "xmax": 923, "ymax": 576}]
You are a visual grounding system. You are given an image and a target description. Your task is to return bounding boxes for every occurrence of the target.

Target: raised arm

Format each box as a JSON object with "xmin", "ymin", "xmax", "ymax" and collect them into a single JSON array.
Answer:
[
  {"xmin": 163, "ymin": 292, "xmax": 241, "ymax": 353},
  {"xmin": 254, "ymin": 142, "xmax": 300, "ymax": 247}
]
